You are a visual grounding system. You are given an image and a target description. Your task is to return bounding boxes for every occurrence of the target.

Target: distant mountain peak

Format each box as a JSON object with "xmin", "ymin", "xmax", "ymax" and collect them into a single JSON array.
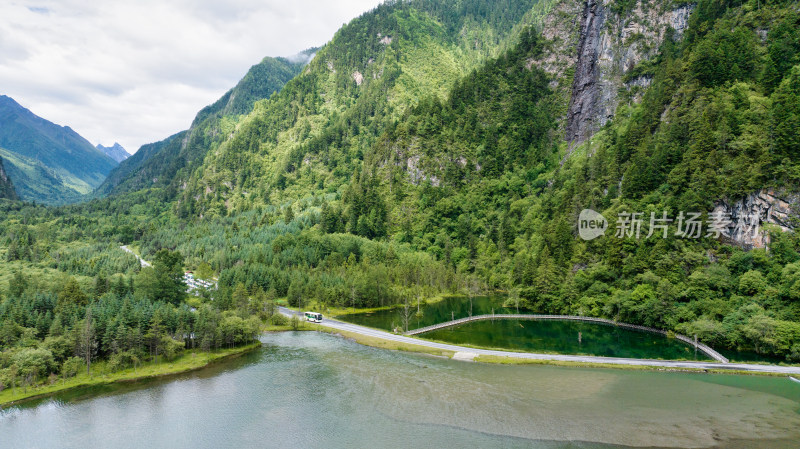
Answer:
[
  {"xmin": 0, "ymin": 94, "xmax": 118, "ymax": 204},
  {"xmin": 97, "ymin": 142, "xmax": 130, "ymax": 163}
]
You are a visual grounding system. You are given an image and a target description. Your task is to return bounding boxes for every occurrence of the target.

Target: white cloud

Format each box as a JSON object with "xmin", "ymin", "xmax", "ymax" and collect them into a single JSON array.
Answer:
[{"xmin": 0, "ymin": 0, "xmax": 383, "ymax": 154}]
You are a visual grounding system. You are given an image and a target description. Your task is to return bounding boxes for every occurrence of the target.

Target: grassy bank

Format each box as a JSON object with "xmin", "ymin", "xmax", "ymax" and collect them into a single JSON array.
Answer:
[
  {"xmin": 472, "ymin": 355, "xmax": 793, "ymax": 376},
  {"xmin": 280, "ymin": 294, "xmax": 454, "ymax": 319},
  {"xmin": 412, "ymin": 336, "xmax": 729, "ymax": 364},
  {"xmin": 312, "ymin": 323, "xmax": 455, "ymax": 358},
  {"xmin": 277, "ymin": 310, "xmax": 795, "ymax": 376},
  {"xmin": 0, "ymin": 343, "xmax": 261, "ymax": 407},
  {"xmin": 302, "ymin": 320, "xmax": 793, "ymax": 376}
]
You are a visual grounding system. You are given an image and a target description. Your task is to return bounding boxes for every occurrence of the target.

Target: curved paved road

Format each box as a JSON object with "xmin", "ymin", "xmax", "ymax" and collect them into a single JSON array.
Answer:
[
  {"xmin": 404, "ymin": 313, "xmax": 729, "ymax": 362},
  {"xmin": 279, "ymin": 307, "xmax": 800, "ymax": 375}
]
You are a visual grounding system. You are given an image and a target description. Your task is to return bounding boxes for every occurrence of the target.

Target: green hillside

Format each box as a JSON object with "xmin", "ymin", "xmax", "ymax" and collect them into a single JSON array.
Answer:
[
  {"xmin": 2, "ymin": 0, "xmax": 800, "ymax": 395},
  {"xmin": 0, "ymin": 156, "xmax": 17, "ymax": 200},
  {"xmin": 96, "ymin": 54, "xmax": 312, "ymax": 197},
  {"xmin": 164, "ymin": 0, "xmax": 800, "ymax": 359},
  {"xmin": 175, "ymin": 0, "xmax": 540, "ymax": 217},
  {"xmin": 358, "ymin": 0, "xmax": 800, "ymax": 358},
  {"xmin": 0, "ymin": 147, "xmax": 88, "ymax": 204},
  {"xmin": 0, "ymin": 95, "xmax": 117, "ymax": 204}
]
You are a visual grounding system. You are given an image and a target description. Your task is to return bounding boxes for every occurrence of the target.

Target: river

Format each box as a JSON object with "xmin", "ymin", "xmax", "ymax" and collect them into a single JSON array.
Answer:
[{"xmin": 2, "ymin": 332, "xmax": 799, "ymax": 448}]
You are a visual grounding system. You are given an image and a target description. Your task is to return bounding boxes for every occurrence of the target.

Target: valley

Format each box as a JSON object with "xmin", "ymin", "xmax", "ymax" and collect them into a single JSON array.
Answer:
[{"xmin": 1, "ymin": 0, "xmax": 800, "ymax": 446}]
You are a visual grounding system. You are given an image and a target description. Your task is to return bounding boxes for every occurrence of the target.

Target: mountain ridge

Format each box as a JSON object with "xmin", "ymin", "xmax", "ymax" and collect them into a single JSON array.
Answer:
[
  {"xmin": 96, "ymin": 143, "xmax": 130, "ymax": 163},
  {"xmin": 169, "ymin": 0, "xmax": 541, "ymax": 217},
  {"xmin": 0, "ymin": 95, "xmax": 117, "ymax": 204},
  {"xmin": 95, "ymin": 53, "xmax": 312, "ymax": 197}
]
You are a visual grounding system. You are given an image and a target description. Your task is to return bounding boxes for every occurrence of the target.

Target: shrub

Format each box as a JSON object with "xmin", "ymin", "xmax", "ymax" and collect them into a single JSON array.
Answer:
[{"xmin": 61, "ymin": 357, "xmax": 84, "ymax": 378}]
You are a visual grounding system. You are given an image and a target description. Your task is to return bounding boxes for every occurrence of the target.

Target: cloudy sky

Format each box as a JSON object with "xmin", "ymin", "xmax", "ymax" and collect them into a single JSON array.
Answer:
[{"xmin": 0, "ymin": 0, "xmax": 383, "ymax": 154}]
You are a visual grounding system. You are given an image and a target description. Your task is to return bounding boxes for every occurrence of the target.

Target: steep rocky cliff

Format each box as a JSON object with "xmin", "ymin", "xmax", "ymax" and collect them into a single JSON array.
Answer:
[
  {"xmin": 713, "ymin": 189, "xmax": 800, "ymax": 249},
  {"xmin": 0, "ymin": 156, "xmax": 18, "ymax": 200},
  {"xmin": 531, "ymin": 0, "xmax": 693, "ymax": 149}
]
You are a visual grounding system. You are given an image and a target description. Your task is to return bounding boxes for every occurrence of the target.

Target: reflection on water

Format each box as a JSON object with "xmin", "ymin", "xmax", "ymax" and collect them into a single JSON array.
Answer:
[
  {"xmin": 421, "ymin": 319, "xmax": 711, "ymax": 360},
  {"xmin": 2, "ymin": 332, "xmax": 800, "ymax": 449},
  {"xmin": 717, "ymin": 346, "xmax": 789, "ymax": 364},
  {"xmin": 340, "ymin": 296, "xmax": 774, "ymax": 363},
  {"xmin": 339, "ymin": 295, "xmax": 522, "ymax": 331}
]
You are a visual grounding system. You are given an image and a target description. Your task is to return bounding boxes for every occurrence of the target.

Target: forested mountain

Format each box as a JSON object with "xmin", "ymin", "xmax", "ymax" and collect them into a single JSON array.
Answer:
[
  {"xmin": 3, "ymin": 0, "xmax": 800, "ymax": 394},
  {"xmin": 0, "ymin": 157, "xmax": 17, "ymax": 200},
  {"xmin": 96, "ymin": 143, "xmax": 130, "ymax": 163},
  {"xmin": 173, "ymin": 0, "xmax": 541, "ymax": 217},
  {"xmin": 361, "ymin": 0, "xmax": 800, "ymax": 358},
  {"xmin": 160, "ymin": 0, "xmax": 798, "ymax": 358},
  {"xmin": 95, "ymin": 53, "xmax": 314, "ymax": 197},
  {"xmin": 0, "ymin": 95, "xmax": 118, "ymax": 204}
]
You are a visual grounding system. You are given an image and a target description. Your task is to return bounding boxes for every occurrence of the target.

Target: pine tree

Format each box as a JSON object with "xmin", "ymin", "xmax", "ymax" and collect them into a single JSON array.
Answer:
[
  {"xmin": 48, "ymin": 314, "xmax": 64, "ymax": 337},
  {"xmin": 94, "ymin": 273, "xmax": 109, "ymax": 298},
  {"xmin": 75, "ymin": 308, "xmax": 97, "ymax": 375},
  {"xmin": 59, "ymin": 278, "xmax": 88, "ymax": 310},
  {"xmin": 152, "ymin": 249, "xmax": 186, "ymax": 305},
  {"xmin": 284, "ymin": 205, "xmax": 295, "ymax": 224}
]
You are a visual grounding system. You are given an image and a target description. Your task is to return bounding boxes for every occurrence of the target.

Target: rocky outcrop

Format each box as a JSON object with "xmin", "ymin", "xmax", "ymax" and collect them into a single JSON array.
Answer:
[
  {"xmin": 0, "ymin": 156, "xmax": 18, "ymax": 200},
  {"xmin": 352, "ymin": 71, "xmax": 364, "ymax": 86},
  {"xmin": 713, "ymin": 189, "xmax": 800, "ymax": 249},
  {"xmin": 530, "ymin": 0, "xmax": 584, "ymax": 80},
  {"xmin": 96, "ymin": 142, "xmax": 130, "ymax": 163},
  {"xmin": 565, "ymin": 0, "xmax": 606, "ymax": 145},
  {"xmin": 561, "ymin": 0, "xmax": 695, "ymax": 148}
]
